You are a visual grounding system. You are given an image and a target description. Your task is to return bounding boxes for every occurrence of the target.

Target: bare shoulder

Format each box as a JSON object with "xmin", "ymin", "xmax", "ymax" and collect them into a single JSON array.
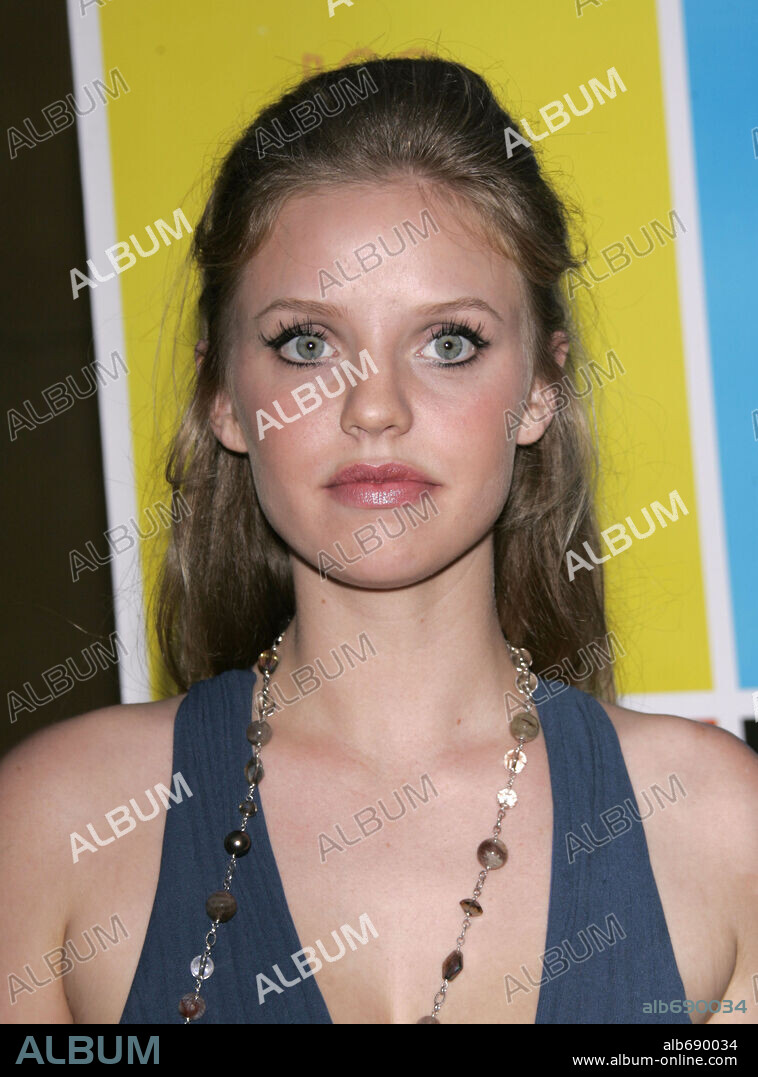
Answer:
[
  {"xmin": 0, "ymin": 694, "xmax": 186, "ymax": 874},
  {"xmin": 598, "ymin": 698, "xmax": 758, "ymax": 854},
  {"xmin": 600, "ymin": 698, "xmax": 758, "ymax": 786},
  {"xmin": 0, "ymin": 694, "xmax": 185, "ymax": 813},
  {"xmin": 598, "ymin": 700, "xmax": 758, "ymax": 1017},
  {"xmin": 0, "ymin": 696, "xmax": 183, "ymax": 1022}
]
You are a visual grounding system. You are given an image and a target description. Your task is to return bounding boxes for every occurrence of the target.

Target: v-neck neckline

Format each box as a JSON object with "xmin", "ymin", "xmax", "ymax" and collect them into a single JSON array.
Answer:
[{"xmin": 248, "ymin": 669, "xmax": 561, "ymax": 1025}]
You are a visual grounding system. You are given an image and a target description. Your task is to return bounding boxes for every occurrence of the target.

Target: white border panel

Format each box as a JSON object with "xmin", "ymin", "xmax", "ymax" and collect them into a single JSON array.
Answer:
[
  {"xmin": 66, "ymin": 0, "xmax": 150, "ymax": 701},
  {"xmin": 651, "ymin": 0, "xmax": 742, "ymax": 737}
]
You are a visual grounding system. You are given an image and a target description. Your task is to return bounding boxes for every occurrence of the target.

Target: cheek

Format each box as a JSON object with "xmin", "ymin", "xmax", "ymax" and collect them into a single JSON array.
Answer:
[
  {"xmin": 247, "ymin": 395, "xmax": 334, "ymax": 470},
  {"xmin": 434, "ymin": 390, "xmax": 516, "ymax": 500},
  {"xmin": 242, "ymin": 402, "xmax": 336, "ymax": 531}
]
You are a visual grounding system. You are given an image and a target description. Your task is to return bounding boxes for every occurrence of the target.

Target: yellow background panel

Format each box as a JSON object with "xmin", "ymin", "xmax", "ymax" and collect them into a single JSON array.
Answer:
[{"xmin": 98, "ymin": 0, "xmax": 710, "ymax": 696}]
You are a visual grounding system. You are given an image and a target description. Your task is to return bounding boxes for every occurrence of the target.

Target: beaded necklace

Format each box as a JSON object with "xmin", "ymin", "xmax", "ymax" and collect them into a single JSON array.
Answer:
[{"xmin": 178, "ymin": 629, "xmax": 540, "ymax": 1024}]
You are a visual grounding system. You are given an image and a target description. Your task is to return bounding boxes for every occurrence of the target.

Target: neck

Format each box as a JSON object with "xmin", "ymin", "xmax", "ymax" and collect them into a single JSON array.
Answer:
[{"xmin": 263, "ymin": 541, "xmax": 523, "ymax": 764}]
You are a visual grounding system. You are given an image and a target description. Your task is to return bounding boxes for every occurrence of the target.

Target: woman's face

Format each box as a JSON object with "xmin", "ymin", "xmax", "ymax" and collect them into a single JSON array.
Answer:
[{"xmin": 212, "ymin": 180, "xmax": 558, "ymax": 588}]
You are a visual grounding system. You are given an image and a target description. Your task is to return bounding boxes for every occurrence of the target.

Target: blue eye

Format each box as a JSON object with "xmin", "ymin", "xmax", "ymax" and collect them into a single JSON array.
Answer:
[
  {"xmin": 420, "ymin": 320, "xmax": 490, "ymax": 367},
  {"xmin": 260, "ymin": 317, "xmax": 491, "ymax": 368},
  {"xmin": 423, "ymin": 333, "xmax": 473, "ymax": 362},
  {"xmin": 282, "ymin": 334, "xmax": 335, "ymax": 363},
  {"xmin": 260, "ymin": 320, "xmax": 336, "ymax": 366}
]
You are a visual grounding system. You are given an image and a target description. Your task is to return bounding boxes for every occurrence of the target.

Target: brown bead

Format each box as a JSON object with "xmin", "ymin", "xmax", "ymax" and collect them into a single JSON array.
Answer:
[
  {"xmin": 477, "ymin": 838, "xmax": 508, "ymax": 869},
  {"xmin": 205, "ymin": 890, "xmax": 237, "ymax": 922},
  {"xmin": 442, "ymin": 949, "xmax": 463, "ymax": 981},
  {"xmin": 258, "ymin": 649, "xmax": 279, "ymax": 673},
  {"xmin": 510, "ymin": 710, "xmax": 540, "ymax": 742},
  {"xmin": 459, "ymin": 898, "xmax": 483, "ymax": 917},
  {"xmin": 239, "ymin": 798, "xmax": 257, "ymax": 817},
  {"xmin": 244, "ymin": 757, "xmax": 264, "ymax": 785},
  {"xmin": 417, "ymin": 1016, "xmax": 440, "ymax": 1023},
  {"xmin": 224, "ymin": 830, "xmax": 251, "ymax": 857},
  {"xmin": 246, "ymin": 720, "xmax": 272, "ymax": 746},
  {"xmin": 178, "ymin": 993, "xmax": 206, "ymax": 1020},
  {"xmin": 518, "ymin": 647, "xmax": 532, "ymax": 665}
]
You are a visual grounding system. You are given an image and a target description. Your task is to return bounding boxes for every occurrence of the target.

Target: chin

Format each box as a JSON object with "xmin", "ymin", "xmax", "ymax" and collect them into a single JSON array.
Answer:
[{"xmin": 321, "ymin": 566, "xmax": 443, "ymax": 590}]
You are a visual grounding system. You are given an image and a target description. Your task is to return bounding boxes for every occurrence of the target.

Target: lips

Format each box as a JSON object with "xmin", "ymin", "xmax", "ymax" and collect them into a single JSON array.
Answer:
[
  {"xmin": 324, "ymin": 462, "xmax": 441, "ymax": 509},
  {"xmin": 326, "ymin": 462, "xmax": 437, "ymax": 486}
]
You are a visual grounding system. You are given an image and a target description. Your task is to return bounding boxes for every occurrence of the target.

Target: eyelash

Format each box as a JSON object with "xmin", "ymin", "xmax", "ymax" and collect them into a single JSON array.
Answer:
[
  {"xmin": 429, "ymin": 320, "xmax": 490, "ymax": 367},
  {"xmin": 259, "ymin": 318, "xmax": 491, "ymax": 368},
  {"xmin": 260, "ymin": 319, "xmax": 328, "ymax": 365}
]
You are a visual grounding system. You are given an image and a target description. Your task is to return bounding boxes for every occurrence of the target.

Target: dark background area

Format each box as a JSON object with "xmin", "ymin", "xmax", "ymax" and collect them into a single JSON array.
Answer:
[{"xmin": 1, "ymin": 1, "xmax": 120, "ymax": 758}]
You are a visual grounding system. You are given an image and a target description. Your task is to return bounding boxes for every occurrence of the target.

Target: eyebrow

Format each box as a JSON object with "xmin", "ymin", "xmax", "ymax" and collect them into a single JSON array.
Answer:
[{"xmin": 253, "ymin": 297, "xmax": 505, "ymax": 323}]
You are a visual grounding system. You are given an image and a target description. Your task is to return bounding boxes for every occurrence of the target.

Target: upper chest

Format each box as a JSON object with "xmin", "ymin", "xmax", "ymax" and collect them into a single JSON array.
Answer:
[
  {"xmin": 62, "ymin": 706, "xmax": 735, "ymax": 1024},
  {"xmin": 254, "ymin": 734, "xmax": 557, "ymax": 1024},
  {"xmin": 247, "ymin": 724, "xmax": 734, "ymax": 1024}
]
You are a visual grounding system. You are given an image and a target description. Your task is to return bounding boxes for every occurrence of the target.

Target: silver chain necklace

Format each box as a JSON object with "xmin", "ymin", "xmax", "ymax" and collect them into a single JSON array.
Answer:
[{"xmin": 178, "ymin": 630, "xmax": 540, "ymax": 1024}]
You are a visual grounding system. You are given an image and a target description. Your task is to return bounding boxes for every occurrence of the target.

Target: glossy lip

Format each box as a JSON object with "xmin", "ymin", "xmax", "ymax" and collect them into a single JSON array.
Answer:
[
  {"xmin": 325, "ymin": 462, "xmax": 439, "ymax": 487},
  {"xmin": 327, "ymin": 482, "xmax": 437, "ymax": 508}
]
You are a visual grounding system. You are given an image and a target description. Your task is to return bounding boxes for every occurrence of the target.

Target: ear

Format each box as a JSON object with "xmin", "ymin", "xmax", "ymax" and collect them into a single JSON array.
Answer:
[
  {"xmin": 210, "ymin": 387, "xmax": 249, "ymax": 453},
  {"xmin": 515, "ymin": 331, "xmax": 570, "ymax": 446},
  {"xmin": 196, "ymin": 339, "xmax": 248, "ymax": 453},
  {"xmin": 194, "ymin": 339, "xmax": 208, "ymax": 372}
]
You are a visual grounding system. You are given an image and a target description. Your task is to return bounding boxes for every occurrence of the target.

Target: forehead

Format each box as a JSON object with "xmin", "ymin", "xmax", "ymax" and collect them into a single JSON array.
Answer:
[{"xmin": 233, "ymin": 180, "xmax": 524, "ymax": 323}]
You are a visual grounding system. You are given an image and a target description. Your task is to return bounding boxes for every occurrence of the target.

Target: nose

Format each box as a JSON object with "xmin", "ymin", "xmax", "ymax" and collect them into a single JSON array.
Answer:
[{"xmin": 337, "ymin": 347, "xmax": 413, "ymax": 439}]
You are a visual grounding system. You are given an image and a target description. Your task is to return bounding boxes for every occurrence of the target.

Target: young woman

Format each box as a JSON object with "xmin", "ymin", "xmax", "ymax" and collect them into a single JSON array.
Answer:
[{"xmin": 1, "ymin": 57, "xmax": 755, "ymax": 1026}]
